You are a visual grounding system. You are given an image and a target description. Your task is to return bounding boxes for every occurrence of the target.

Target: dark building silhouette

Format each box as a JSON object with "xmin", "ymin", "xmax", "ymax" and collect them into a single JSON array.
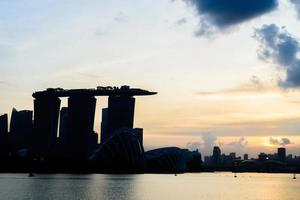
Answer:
[
  {"xmin": 88, "ymin": 131, "xmax": 98, "ymax": 154},
  {"xmin": 106, "ymin": 96, "xmax": 135, "ymax": 138},
  {"xmin": 212, "ymin": 146, "xmax": 221, "ymax": 165},
  {"xmin": 144, "ymin": 147, "xmax": 202, "ymax": 173},
  {"xmin": 101, "ymin": 108, "xmax": 143, "ymax": 146},
  {"xmin": 10, "ymin": 108, "xmax": 33, "ymax": 150},
  {"xmin": 278, "ymin": 147, "xmax": 286, "ymax": 162},
  {"xmin": 0, "ymin": 114, "xmax": 8, "ymax": 137},
  {"xmin": 30, "ymin": 86, "xmax": 156, "ymax": 161},
  {"xmin": 132, "ymin": 128, "xmax": 143, "ymax": 147},
  {"xmin": 0, "ymin": 114, "xmax": 9, "ymax": 157},
  {"xmin": 90, "ymin": 128, "xmax": 144, "ymax": 172},
  {"xmin": 58, "ymin": 107, "xmax": 69, "ymax": 144},
  {"xmin": 145, "ymin": 147, "xmax": 183, "ymax": 173},
  {"xmin": 100, "ymin": 108, "xmax": 109, "ymax": 143},
  {"xmin": 229, "ymin": 152, "xmax": 236, "ymax": 159},
  {"xmin": 100, "ymin": 95, "xmax": 135, "ymax": 143},
  {"xmin": 258, "ymin": 152, "xmax": 268, "ymax": 161},
  {"xmin": 56, "ymin": 107, "xmax": 69, "ymax": 155},
  {"xmin": 2, "ymin": 85, "xmax": 300, "ymax": 173},
  {"xmin": 58, "ymin": 105, "xmax": 98, "ymax": 159},
  {"xmin": 31, "ymin": 96, "xmax": 61, "ymax": 157},
  {"xmin": 243, "ymin": 153, "xmax": 249, "ymax": 160},
  {"xmin": 64, "ymin": 95, "xmax": 96, "ymax": 159}
]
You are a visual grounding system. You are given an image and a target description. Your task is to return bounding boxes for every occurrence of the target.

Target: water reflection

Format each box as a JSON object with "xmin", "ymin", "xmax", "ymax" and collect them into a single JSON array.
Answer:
[{"xmin": 0, "ymin": 173, "xmax": 298, "ymax": 200}]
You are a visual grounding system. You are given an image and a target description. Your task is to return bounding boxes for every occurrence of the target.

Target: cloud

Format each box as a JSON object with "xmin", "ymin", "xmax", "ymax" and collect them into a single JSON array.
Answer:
[
  {"xmin": 187, "ymin": 133, "xmax": 249, "ymax": 155},
  {"xmin": 186, "ymin": 142, "xmax": 201, "ymax": 151},
  {"xmin": 254, "ymin": 24, "xmax": 300, "ymax": 88},
  {"xmin": 195, "ymin": 76, "xmax": 273, "ymax": 96},
  {"xmin": 183, "ymin": 0, "xmax": 278, "ymax": 36},
  {"xmin": 291, "ymin": 0, "xmax": 300, "ymax": 19},
  {"xmin": 0, "ymin": 81, "xmax": 9, "ymax": 86},
  {"xmin": 176, "ymin": 17, "xmax": 187, "ymax": 25},
  {"xmin": 201, "ymin": 132, "xmax": 221, "ymax": 155},
  {"xmin": 201, "ymin": 132, "xmax": 217, "ymax": 149},
  {"xmin": 227, "ymin": 137, "xmax": 248, "ymax": 148},
  {"xmin": 269, "ymin": 137, "xmax": 293, "ymax": 146},
  {"xmin": 114, "ymin": 11, "xmax": 126, "ymax": 23},
  {"xmin": 186, "ymin": 132, "xmax": 217, "ymax": 155}
]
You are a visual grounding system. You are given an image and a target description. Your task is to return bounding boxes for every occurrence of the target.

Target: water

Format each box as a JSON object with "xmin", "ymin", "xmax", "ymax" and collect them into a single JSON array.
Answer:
[{"xmin": 0, "ymin": 173, "xmax": 299, "ymax": 200}]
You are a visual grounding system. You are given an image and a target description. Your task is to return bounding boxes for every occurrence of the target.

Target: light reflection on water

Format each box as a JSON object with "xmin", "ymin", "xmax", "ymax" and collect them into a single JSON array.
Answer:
[{"xmin": 0, "ymin": 173, "xmax": 299, "ymax": 200}]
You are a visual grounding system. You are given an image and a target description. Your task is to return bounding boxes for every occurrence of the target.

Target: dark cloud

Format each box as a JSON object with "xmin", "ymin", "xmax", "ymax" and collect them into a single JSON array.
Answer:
[
  {"xmin": 227, "ymin": 137, "xmax": 248, "ymax": 148},
  {"xmin": 254, "ymin": 24, "xmax": 300, "ymax": 88},
  {"xmin": 269, "ymin": 137, "xmax": 293, "ymax": 146},
  {"xmin": 291, "ymin": 0, "xmax": 300, "ymax": 19},
  {"xmin": 183, "ymin": 0, "xmax": 278, "ymax": 36}
]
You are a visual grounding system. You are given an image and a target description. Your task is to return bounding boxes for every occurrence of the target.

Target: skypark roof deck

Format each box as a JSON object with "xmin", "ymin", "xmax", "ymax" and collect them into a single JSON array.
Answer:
[{"xmin": 32, "ymin": 85, "xmax": 157, "ymax": 98}]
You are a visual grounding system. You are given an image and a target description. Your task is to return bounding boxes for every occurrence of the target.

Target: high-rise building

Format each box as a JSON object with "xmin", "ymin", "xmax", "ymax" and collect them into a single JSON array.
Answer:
[
  {"xmin": 64, "ymin": 95, "xmax": 96, "ymax": 159},
  {"xmin": 32, "ymin": 96, "xmax": 61, "ymax": 157},
  {"xmin": 229, "ymin": 152, "xmax": 236, "ymax": 159},
  {"xmin": 278, "ymin": 147, "xmax": 286, "ymax": 162},
  {"xmin": 212, "ymin": 146, "xmax": 221, "ymax": 164},
  {"xmin": 89, "ymin": 131, "xmax": 98, "ymax": 154},
  {"xmin": 101, "ymin": 95, "xmax": 135, "ymax": 143},
  {"xmin": 0, "ymin": 114, "xmax": 9, "ymax": 156},
  {"xmin": 0, "ymin": 114, "xmax": 8, "ymax": 137},
  {"xmin": 100, "ymin": 108, "xmax": 109, "ymax": 143},
  {"xmin": 243, "ymin": 153, "xmax": 249, "ymax": 160},
  {"xmin": 58, "ymin": 107, "xmax": 69, "ymax": 145},
  {"xmin": 10, "ymin": 108, "xmax": 33, "ymax": 150},
  {"xmin": 108, "ymin": 95, "xmax": 135, "ymax": 131},
  {"xmin": 258, "ymin": 152, "xmax": 267, "ymax": 161}
]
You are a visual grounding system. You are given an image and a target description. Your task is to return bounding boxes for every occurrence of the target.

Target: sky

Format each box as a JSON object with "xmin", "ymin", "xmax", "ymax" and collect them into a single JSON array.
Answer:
[{"xmin": 1, "ymin": 0, "xmax": 300, "ymax": 157}]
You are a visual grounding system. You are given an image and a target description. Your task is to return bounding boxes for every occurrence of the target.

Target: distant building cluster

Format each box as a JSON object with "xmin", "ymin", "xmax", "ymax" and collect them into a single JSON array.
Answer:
[{"xmin": 203, "ymin": 146, "xmax": 300, "ymax": 172}]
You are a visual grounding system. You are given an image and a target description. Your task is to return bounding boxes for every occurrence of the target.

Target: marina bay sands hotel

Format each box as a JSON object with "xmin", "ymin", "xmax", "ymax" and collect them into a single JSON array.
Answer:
[{"xmin": 31, "ymin": 85, "xmax": 157, "ymax": 159}]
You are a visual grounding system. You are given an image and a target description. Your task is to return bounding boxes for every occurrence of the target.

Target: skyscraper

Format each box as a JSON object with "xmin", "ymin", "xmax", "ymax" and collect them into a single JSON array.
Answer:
[
  {"xmin": 65, "ymin": 95, "xmax": 96, "ymax": 159},
  {"xmin": 58, "ymin": 107, "xmax": 69, "ymax": 145},
  {"xmin": 100, "ymin": 108, "xmax": 109, "ymax": 143},
  {"xmin": 212, "ymin": 146, "xmax": 221, "ymax": 165},
  {"xmin": 10, "ymin": 108, "xmax": 33, "ymax": 150},
  {"xmin": 108, "ymin": 95, "xmax": 135, "ymax": 131},
  {"xmin": 0, "ymin": 114, "xmax": 8, "ymax": 137},
  {"xmin": 278, "ymin": 147, "xmax": 286, "ymax": 162},
  {"xmin": 101, "ymin": 95, "xmax": 135, "ymax": 143},
  {"xmin": 32, "ymin": 96, "xmax": 61, "ymax": 157},
  {"xmin": 0, "ymin": 114, "xmax": 9, "ymax": 156}
]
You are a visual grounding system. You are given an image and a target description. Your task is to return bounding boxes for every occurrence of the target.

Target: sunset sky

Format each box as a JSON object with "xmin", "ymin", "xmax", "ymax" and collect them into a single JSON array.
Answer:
[{"xmin": 1, "ymin": 0, "xmax": 300, "ymax": 157}]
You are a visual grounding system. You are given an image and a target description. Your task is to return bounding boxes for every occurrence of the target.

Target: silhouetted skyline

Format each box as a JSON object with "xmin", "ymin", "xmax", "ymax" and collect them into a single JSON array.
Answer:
[
  {"xmin": 1, "ymin": 1, "xmax": 300, "ymax": 158},
  {"xmin": 0, "ymin": 86, "xmax": 299, "ymax": 173}
]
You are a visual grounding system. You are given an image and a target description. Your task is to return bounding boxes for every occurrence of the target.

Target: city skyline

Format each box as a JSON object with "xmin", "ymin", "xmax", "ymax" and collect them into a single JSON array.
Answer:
[{"xmin": 1, "ymin": 0, "xmax": 300, "ymax": 157}]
